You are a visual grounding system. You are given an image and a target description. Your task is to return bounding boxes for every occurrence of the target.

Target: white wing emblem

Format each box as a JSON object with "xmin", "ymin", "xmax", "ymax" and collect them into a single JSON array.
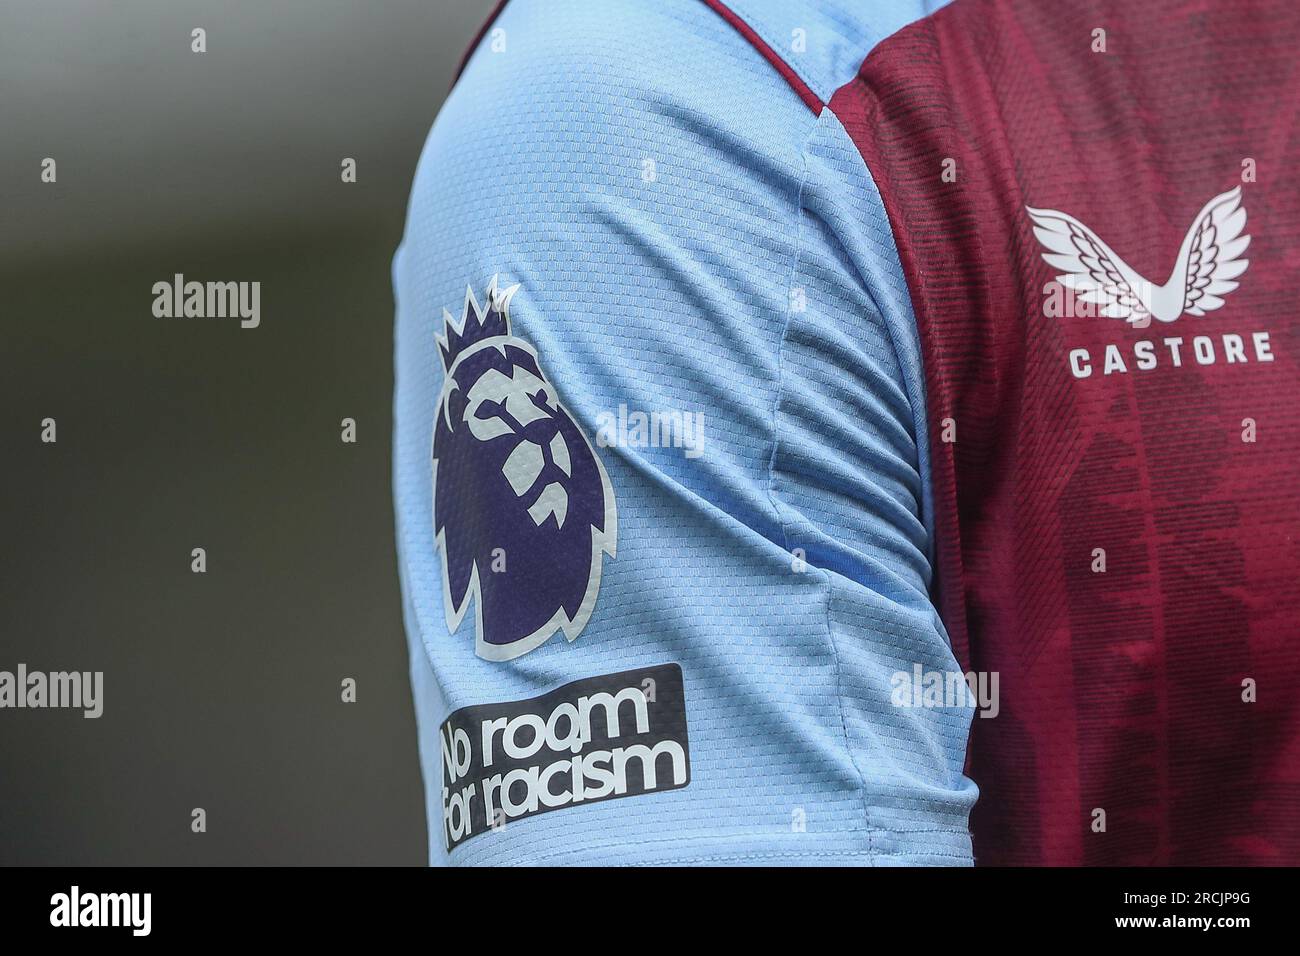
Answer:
[{"xmin": 1026, "ymin": 186, "xmax": 1250, "ymax": 324}]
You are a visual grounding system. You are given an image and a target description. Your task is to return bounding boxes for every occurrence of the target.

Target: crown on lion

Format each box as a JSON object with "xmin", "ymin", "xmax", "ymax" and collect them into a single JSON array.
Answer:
[{"xmin": 437, "ymin": 275, "xmax": 521, "ymax": 371}]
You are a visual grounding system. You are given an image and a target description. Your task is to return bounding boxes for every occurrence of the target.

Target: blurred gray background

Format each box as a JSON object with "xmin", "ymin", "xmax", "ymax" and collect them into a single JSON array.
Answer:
[{"xmin": 1, "ymin": 0, "xmax": 496, "ymax": 865}]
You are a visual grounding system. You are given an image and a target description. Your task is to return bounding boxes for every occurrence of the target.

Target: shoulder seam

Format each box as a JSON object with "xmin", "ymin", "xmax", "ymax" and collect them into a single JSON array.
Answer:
[
  {"xmin": 453, "ymin": 0, "xmax": 824, "ymax": 114},
  {"xmin": 452, "ymin": 0, "xmax": 509, "ymax": 87},
  {"xmin": 698, "ymin": 0, "xmax": 824, "ymax": 114}
]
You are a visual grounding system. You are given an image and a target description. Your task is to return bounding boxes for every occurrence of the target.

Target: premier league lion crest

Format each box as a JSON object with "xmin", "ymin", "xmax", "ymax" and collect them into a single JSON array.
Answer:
[{"xmin": 432, "ymin": 277, "xmax": 617, "ymax": 661}]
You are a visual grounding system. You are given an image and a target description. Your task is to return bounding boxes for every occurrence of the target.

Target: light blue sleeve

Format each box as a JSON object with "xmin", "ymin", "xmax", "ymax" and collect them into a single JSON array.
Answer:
[{"xmin": 393, "ymin": 0, "xmax": 976, "ymax": 866}]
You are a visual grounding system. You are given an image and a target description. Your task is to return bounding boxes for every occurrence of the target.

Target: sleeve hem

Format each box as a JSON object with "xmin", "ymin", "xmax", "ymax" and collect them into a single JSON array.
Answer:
[{"xmin": 450, "ymin": 826, "xmax": 973, "ymax": 867}]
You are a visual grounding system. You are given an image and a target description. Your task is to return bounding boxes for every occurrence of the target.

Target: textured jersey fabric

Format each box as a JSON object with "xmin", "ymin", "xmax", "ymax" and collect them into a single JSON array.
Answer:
[
  {"xmin": 833, "ymin": 0, "xmax": 1300, "ymax": 865},
  {"xmin": 392, "ymin": 0, "xmax": 975, "ymax": 866}
]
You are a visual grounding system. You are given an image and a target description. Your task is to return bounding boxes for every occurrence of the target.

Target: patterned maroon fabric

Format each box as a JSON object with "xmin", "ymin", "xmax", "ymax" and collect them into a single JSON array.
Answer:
[{"xmin": 832, "ymin": 0, "xmax": 1300, "ymax": 864}]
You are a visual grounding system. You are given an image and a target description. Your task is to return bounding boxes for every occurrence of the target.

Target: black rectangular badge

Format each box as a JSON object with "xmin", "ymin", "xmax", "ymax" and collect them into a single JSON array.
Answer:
[{"xmin": 439, "ymin": 663, "xmax": 690, "ymax": 850}]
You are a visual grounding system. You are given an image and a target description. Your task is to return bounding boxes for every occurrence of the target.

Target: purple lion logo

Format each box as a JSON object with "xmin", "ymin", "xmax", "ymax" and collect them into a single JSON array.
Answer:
[{"xmin": 432, "ymin": 277, "xmax": 617, "ymax": 661}]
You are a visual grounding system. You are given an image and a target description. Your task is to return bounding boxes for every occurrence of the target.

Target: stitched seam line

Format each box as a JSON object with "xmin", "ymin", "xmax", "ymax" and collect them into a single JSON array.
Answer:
[
  {"xmin": 617, "ymin": 849, "xmax": 970, "ymax": 867},
  {"xmin": 763, "ymin": 110, "xmax": 874, "ymax": 850},
  {"xmin": 697, "ymin": 0, "xmax": 824, "ymax": 114},
  {"xmin": 485, "ymin": 826, "xmax": 974, "ymax": 866}
]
